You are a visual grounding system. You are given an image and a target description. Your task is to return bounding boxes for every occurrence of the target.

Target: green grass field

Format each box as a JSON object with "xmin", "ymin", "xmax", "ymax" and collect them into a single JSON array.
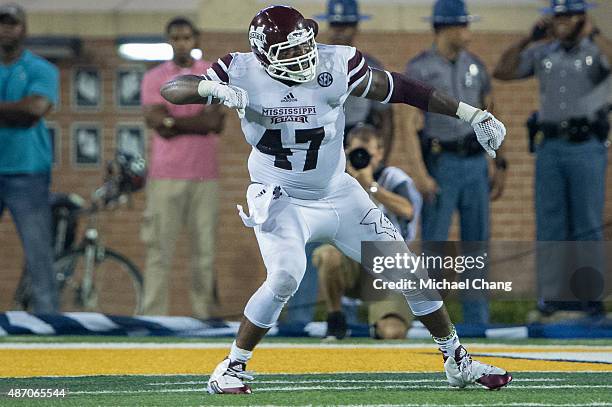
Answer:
[
  {"xmin": 1, "ymin": 372, "xmax": 611, "ymax": 406},
  {"xmin": 0, "ymin": 336, "xmax": 610, "ymax": 406}
]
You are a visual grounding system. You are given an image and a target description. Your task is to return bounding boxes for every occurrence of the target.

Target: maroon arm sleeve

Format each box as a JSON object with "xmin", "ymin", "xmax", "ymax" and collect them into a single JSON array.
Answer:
[{"xmin": 387, "ymin": 71, "xmax": 435, "ymax": 111}]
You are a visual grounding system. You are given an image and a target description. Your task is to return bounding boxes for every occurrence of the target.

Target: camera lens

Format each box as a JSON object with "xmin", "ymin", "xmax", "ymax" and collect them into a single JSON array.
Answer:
[{"xmin": 348, "ymin": 147, "xmax": 371, "ymax": 170}]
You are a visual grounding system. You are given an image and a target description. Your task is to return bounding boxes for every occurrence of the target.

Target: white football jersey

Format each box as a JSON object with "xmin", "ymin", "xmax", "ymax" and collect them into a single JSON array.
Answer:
[{"xmin": 207, "ymin": 44, "xmax": 370, "ymax": 199}]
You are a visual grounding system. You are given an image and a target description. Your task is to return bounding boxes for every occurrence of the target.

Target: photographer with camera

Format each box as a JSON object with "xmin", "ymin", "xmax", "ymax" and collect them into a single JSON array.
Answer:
[
  {"xmin": 314, "ymin": 124, "xmax": 422, "ymax": 340},
  {"xmin": 494, "ymin": 0, "xmax": 610, "ymax": 321}
]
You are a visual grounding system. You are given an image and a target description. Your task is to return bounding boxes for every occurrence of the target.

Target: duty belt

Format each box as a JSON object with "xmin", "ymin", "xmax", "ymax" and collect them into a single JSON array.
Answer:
[
  {"xmin": 540, "ymin": 119, "xmax": 594, "ymax": 142},
  {"xmin": 540, "ymin": 111, "xmax": 610, "ymax": 143},
  {"xmin": 423, "ymin": 133, "xmax": 483, "ymax": 157}
]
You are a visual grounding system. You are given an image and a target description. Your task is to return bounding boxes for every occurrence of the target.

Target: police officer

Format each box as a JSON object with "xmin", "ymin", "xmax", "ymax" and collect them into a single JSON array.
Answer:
[
  {"xmin": 494, "ymin": 0, "xmax": 610, "ymax": 320},
  {"xmin": 404, "ymin": 0, "xmax": 507, "ymax": 325},
  {"xmin": 279, "ymin": 0, "xmax": 395, "ymax": 334},
  {"xmin": 316, "ymin": 0, "xmax": 394, "ymax": 158}
]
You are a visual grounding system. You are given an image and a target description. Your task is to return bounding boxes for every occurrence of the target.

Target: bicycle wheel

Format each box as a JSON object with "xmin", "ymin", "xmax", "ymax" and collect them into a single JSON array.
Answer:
[{"xmin": 54, "ymin": 248, "xmax": 143, "ymax": 315}]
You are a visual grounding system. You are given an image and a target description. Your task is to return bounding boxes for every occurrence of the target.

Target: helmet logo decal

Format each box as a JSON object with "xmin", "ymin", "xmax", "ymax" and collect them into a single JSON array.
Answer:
[
  {"xmin": 317, "ymin": 72, "xmax": 333, "ymax": 87},
  {"xmin": 249, "ymin": 25, "xmax": 267, "ymax": 49},
  {"xmin": 287, "ymin": 29, "xmax": 308, "ymax": 42}
]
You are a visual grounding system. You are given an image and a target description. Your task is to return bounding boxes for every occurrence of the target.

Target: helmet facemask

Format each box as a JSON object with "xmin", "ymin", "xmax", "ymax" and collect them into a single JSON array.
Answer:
[{"xmin": 264, "ymin": 27, "xmax": 318, "ymax": 83}]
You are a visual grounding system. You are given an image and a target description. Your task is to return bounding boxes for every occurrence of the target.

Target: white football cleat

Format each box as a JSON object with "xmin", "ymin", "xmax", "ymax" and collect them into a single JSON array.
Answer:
[
  {"xmin": 207, "ymin": 358, "xmax": 253, "ymax": 394},
  {"xmin": 443, "ymin": 346, "xmax": 512, "ymax": 390}
]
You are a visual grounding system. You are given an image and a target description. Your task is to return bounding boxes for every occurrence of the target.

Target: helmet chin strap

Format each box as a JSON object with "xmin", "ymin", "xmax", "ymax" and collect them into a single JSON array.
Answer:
[
  {"xmin": 267, "ymin": 63, "xmax": 317, "ymax": 83},
  {"xmin": 269, "ymin": 66, "xmax": 316, "ymax": 83}
]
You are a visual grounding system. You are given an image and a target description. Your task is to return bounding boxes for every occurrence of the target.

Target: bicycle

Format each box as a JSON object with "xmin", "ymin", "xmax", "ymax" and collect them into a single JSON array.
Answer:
[{"xmin": 14, "ymin": 153, "xmax": 147, "ymax": 316}]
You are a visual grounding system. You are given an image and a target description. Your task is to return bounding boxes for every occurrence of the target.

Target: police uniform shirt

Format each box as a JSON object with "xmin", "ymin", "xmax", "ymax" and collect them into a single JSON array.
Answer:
[
  {"xmin": 517, "ymin": 37, "xmax": 611, "ymax": 123},
  {"xmin": 406, "ymin": 47, "xmax": 491, "ymax": 142},
  {"xmin": 344, "ymin": 53, "xmax": 390, "ymax": 128}
]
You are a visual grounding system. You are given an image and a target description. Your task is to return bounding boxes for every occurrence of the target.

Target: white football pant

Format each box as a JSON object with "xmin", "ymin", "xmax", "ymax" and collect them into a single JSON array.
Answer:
[{"xmin": 243, "ymin": 173, "xmax": 443, "ymax": 328}]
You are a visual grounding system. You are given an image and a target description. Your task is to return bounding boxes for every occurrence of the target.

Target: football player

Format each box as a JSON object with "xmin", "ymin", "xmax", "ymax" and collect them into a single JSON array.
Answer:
[{"xmin": 161, "ymin": 5, "xmax": 511, "ymax": 394}]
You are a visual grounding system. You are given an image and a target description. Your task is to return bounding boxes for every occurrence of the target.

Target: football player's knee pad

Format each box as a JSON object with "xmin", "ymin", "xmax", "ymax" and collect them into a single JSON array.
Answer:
[
  {"xmin": 243, "ymin": 282, "xmax": 289, "ymax": 329},
  {"xmin": 267, "ymin": 269, "xmax": 300, "ymax": 299}
]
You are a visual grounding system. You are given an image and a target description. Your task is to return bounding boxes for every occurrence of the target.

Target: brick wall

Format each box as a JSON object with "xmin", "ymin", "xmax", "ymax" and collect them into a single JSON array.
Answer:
[{"xmin": 1, "ymin": 33, "xmax": 610, "ymax": 317}]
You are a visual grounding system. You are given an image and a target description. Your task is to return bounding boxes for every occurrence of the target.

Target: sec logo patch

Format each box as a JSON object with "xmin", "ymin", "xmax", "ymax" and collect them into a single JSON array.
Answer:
[{"xmin": 317, "ymin": 72, "xmax": 333, "ymax": 87}]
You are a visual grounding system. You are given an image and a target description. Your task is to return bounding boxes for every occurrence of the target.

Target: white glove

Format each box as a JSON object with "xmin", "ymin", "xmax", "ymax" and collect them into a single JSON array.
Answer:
[
  {"xmin": 198, "ymin": 81, "xmax": 248, "ymax": 118},
  {"xmin": 456, "ymin": 102, "xmax": 506, "ymax": 158}
]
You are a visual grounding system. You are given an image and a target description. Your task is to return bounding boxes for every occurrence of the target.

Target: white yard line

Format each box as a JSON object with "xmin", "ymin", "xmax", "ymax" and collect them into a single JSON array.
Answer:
[
  {"xmin": 332, "ymin": 404, "xmax": 612, "ymax": 407},
  {"xmin": 254, "ymin": 385, "xmax": 612, "ymax": 391},
  {"xmin": 204, "ymin": 404, "xmax": 612, "ymax": 407},
  {"xmin": 0, "ymin": 342, "xmax": 611, "ymax": 350},
  {"xmin": 69, "ymin": 388, "xmax": 203, "ymax": 395},
  {"xmin": 201, "ymin": 405, "xmax": 611, "ymax": 407},
  {"xmin": 146, "ymin": 378, "xmax": 566, "ymax": 386},
  {"xmin": 3, "ymin": 371, "xmax": 611, "ymax": 379},
  {"xmin": 66, "ymin": 384, "xmax": 612, "ymax": 395},
  {"xmin": 473, "ymin": 352, "xmax": 612, "ymax": 364}
]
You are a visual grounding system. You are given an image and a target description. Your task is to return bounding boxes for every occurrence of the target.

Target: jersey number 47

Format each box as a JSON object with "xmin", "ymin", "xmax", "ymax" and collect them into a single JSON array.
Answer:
[{"xmin": 256, "ymin": 127, "xmax": 325, "ymax": 171}]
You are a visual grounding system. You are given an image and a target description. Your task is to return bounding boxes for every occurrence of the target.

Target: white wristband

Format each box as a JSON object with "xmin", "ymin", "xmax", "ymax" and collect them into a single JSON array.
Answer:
[
  {"xmin": 456, "ymin": 102, "xmax": 481, "ymax": 124},
  {"xmin": 197, "ymin": 80, "xmax": 217, "ymax": 98}
]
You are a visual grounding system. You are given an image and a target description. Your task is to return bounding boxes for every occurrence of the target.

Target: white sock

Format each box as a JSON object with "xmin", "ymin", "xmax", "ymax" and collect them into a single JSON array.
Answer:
[
  {"xmin": 229, "ymin": 341, "xmax": 253, "ymax": 363},
  {"xmin": 432, "ymin": 325, "xmax": 461, "ymax": 359}
]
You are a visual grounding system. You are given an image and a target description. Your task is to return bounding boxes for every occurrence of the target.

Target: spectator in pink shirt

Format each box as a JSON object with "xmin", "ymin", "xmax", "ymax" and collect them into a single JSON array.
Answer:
[{"xmin": 140, "ymin": 17, "xmax": 225, "ymax": 320}]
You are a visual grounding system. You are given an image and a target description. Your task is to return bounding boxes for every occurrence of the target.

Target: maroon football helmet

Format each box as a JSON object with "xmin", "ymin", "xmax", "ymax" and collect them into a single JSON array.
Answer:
[{"xmin": 249, "ymin": 5, "xmax": 319, "ymax": 83}]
